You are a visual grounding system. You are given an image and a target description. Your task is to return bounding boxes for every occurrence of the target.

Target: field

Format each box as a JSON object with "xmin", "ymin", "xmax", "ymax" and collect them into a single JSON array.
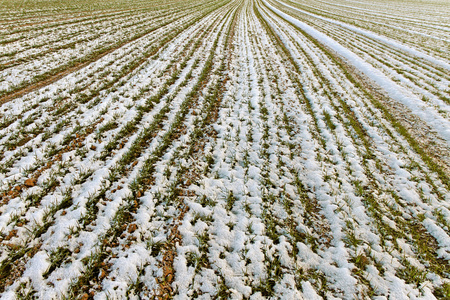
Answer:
[{"xmin": 0, "ymin": 0, "xmax": 449, "ymax": 298}]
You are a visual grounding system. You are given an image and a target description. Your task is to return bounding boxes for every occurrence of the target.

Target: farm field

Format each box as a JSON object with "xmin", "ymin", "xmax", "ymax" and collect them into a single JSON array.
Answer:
[{"xmin": 0, "ymin": 0, "xmax": 449, "ymax": 298}]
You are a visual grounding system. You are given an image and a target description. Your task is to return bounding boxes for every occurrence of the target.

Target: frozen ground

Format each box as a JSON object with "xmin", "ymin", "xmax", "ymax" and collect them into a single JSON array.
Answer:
[{"xmin": 0, "ymin": 0, "xmax": 449, "ymax": 298}]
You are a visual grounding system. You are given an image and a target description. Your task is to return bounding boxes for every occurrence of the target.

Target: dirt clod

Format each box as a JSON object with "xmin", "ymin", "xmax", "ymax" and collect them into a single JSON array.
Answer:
[
  {"xmin": 24, "ymin": 178, "xmax": 36, "ymax": 187},
  {"xmin": 128, "ymin": 223, "xmax": 137, "ymax": 233},
  {"xmin": 80, "ymin": 293, "xmax": 89, "ymax": 300}
]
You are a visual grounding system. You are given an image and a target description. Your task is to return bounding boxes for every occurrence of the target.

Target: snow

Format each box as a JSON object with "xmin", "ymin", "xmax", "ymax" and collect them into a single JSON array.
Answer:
[
  {"xmin": 273, "ymin": 0, "xmax": 450, "ymax": 70},
  {"xmin": 263, "ymin": 0, "xmax": 450, "ymax": 144},
  {"xmin": 1, "ymin": 0, "xmax": 449, "ymax": 298}
]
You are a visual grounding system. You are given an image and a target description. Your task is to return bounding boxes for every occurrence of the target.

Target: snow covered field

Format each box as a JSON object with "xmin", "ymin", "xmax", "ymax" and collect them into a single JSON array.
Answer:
[{"xmin": 0, "ymin": 0, "xmax": 449, "ymax": 298}]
